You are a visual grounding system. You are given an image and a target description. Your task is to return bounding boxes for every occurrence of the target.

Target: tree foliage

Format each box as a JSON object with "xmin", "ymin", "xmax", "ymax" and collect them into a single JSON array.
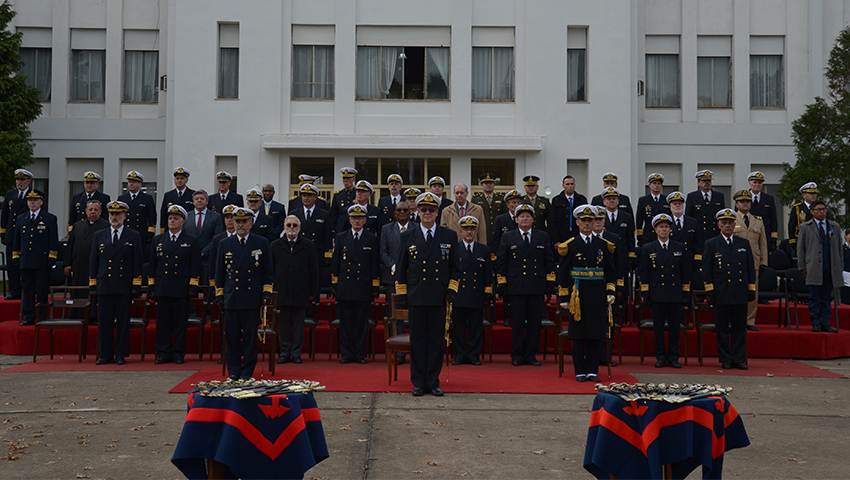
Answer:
[
  {"xmin": 781, "ymin": 25, "xmax": 850, "ymax": 226},
  {"xmin": 0, "ymin": 0, "xmax": 43, "ymax": 193}
]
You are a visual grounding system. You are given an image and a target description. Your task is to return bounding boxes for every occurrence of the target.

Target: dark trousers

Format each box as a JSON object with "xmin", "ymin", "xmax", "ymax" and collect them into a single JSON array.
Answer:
[
  {"xmin": 652, "ymin": 301, "xmax": 682, "ymax": 363},
  {"xmin": 277, "ymin": 305, "xmax": 307, "ymax": 359},
  {"xmin": 5, "ymin": 243, "xmax": 21, "ymax": 297},
  {"xmin": 98, "ymin": 293, "xmax": 132, "ymax": 360},
  {"xmin": 155, "ymin": 296, "xmax": 189, "ymax": 361},
  {"xmin": 338, "ymin": 300, "xmax": 369, "ymax": 361},
  {"xmin": 508, "ymin": 294, "xmax": 543, "ymax": 362},
  {"xmin": 225, "ymin": 308, "xmax": 259, "ymax": 379},
  {"xmin": 409, "ymin": 305, "xmax": 445, "ymax": 391},
  {"xmin": 572, "ymin": 339, "xmax": 602, "ymax": 376},
  {"xmin": 21, "ymin": 267, "xmax": 49, "ymax": 323},
  {"xmin": 714, "ymin": 303, "xmax": 747, "ymax": 365},
  {"xmin": 808, "ymin": 273, "xmax": 835, "ymax": 327},
  {"xmin": 452, "ymin": 306, "xmax": 483, "ymax": 363}
]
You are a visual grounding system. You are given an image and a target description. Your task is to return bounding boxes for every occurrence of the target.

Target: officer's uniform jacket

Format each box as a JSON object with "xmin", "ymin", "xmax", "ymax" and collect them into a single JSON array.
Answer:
[
  {"xmin": 330, "ymin": 188, "xmax": 357, "ymax": 233},
  {"xmin": 159, "ymin": 188, "xmax": 195, "ymax": 233},
  {"xmin": 12, "ymin": 210, "xmax": 59, "ymax": 268},
  {"xmin": 453, "ymin": 241, "xmax": 493, "ymax": 309},
  {"xmin": 490, "ymin": 212, "xmax": 517, "ymax": 260},
  {"xmin": 603, "ymin": 210, "xmax": 636, "ymax": 261},
  {"xmin": 118, "ymin": 192, "xmax": 156, "ymax": 242},
  {"xmin": 685, "ymin": 190, "xmax": 726, "ymax": 255},
  {"xmin": 701, "ymin": 234, "xmax": 756, "ymax": 306},
  {"xmin": 495, "ymin": 228, "xmax": 556, "ymax": 296},
  {"xmin": 292, "ymin": 206, "xmax": 333, "ymax": 262},
  {"xmin": 250, "ymin": 211, "xmax": 279, "ymax": 243},
  {"xmin": 749, "ymin": 191, "xmax": 778, "ymax": 249},
  {"xmin": 377, "ymin": 195, "xmax": 406, "ymax": 226},
  {"xmin": 337, "ymin": 203, "xmax": 382, "ymax": 238},
  {"xmin": 271, "ymin": 236, "xmax": 319, "ymax": 308},
  {"xmin": 208, "ymin": 231, "xmax": 234, "ymax": 288},
  {"xmin": 288, "ymin": 195, "xmax": 326, "ymax": 217},
  {"xmin": 591, "ymin": 193, "xmax": 634, "ymax": 220},
  {"xmin": 521, "ymin": 195, "xmax": 551, "ymax": 232},
  {"xmin": 670, "ymin": 215, "xmax": 698, "ymax": 260},
  {"xmin": 394, "ymin": 225, "xmax": 459, "ymax": 306},
  {"xmin": 1, "ymin": 186, "xmax": 32, "ymax": 245},
  {"xmin": 549, "ymin": 192, "xmax": 589, "ymax": 244},
  {"xmin": 65, "ymin": 217, "xmax": 109, "ymax": 284},
  {"xmin": 638, "ymin": 239, "xmax": 693, "ymax": 303},
  {"xmin": 471, "ymin": 192, "xmax": 507, "ymax": 245},
  {"xmin": 788, "ymin": 201, "xmax": 813, "ymax": 246},
  {"xmin": 69, "ymin": 191, "xmax": 111, "ymax": 231},
  {"xmin": 214, "ymin": 234, "xmax": 274, "ymax": 310},
  {"xmin": 331, "ymin": 229, "xmax": 380, "ymax": 302},
  {"xmin": 208, "ymin": 191, "xmax": 244, "ymax": 213},
  {"xmin": 635, "ymin": 194, "xmax": 671, "ymax": 246},
  {"xmin": 598, "ymin": 230, "xmax": 626, "ymax": 290},
  {"xmin": 556, "ymin": 235, "xmax": 617, "ymax": 339},
  {"xmin": 734, "ymin": 214, "xmax": 768, "ymax": 271},
  {"xmin": 261, "ymin": 200, "xmax": 286, "ymax": 237},
  {"xmin": 148, "ymin": 232, "xmax": 201, "ymax": 298},
  {"xmin": 89, "ymin": 228, "xmax": 143, "ymax": 295}
]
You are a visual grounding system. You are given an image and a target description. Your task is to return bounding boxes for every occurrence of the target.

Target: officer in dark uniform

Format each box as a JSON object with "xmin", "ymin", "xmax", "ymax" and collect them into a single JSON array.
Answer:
[
  {"xmin": 601, "ymin": 187, "xmax": 636, "ymax": 265},
  {"xmin": 747, "ymin": 171, "xmax": 779, "ymax": 252},
  {"xmin": 639, "ymin": 213, "xmax": 692, "ymax": 369},
  {"xmin": 336, "ymin": 180, "xmax": 382, "ymax": 237},
  {"xmin": 520, "ymin": 175, "xmax": 551, "ymax": 232},
  {"xmin": 702, "ymin": 208, "xmax": 756, "ymax": 370},
  {"xmin": 215, "ymin": 207, "xmax": 274, "ymax": 380},
  {"xmin": 491, "ymin": 189, "xmax": 523, "ymax": 327},
  {"xmin": 65, "ymin": 199, "xmax": 109, "ymax": 321},
  {"xmin": 12, "ymin": 190, "xmax": 58, "ymax": 325},
  {"xmin": 428, "ymin": 176, "xmax": 454, "ymax": 224},
  {"xmin": 592, "ymin": 206, "xmax": 626, "ymax": 326},
  {"xmin": 470, "ymin": 172, "xmax": 507, "ymax": 246},
  {"xmin": 788, "ymin": 182, "xmax": 818, "ymax": 249},
  {"xmin": 271, "ymin": 215, "xmax": 320, "ymax": 364},
  {"xmin": 330, "ymin": 167, "xmax": 358, "ymax": 234},
  {"xmin": 377, "ymin": 173, "xmax": 406, "ymax": 226},
  {"xmin": 291, "ymin": 183, "xmax": 333, "ymax": 266},
  {"xmin": 451, "ymin": 216, "xmax": 492, "ymax": 366},
  {"xmin": 148, "ymin": 205, "xmax": 201, "ymax": 364},
  {"xmin": 208, "ymin": 171, "xmax": 244, "ymax": 213},
  {"xmin": 245, "ymin": 188, "xmax": 278, "ymax": 243},
  {"xmin": 90, "ymin": 201, "xmax": 143, "ymax": 365},
  {"xmin": 557, "ymin": 205, "xmax": 616, "ymax": 382},
  {"xmin": 404, "ymin": 187, "xmax": 422, "ymax": 223},
  {"xmin": 395, "ymin": 193, "xmax": 459, "ymax": 396},
  {"xmin": 590, "ymin": 172, "xmax": 634, "ymax": 219},
  {"xmin": 208, "ymin": 204, "xmax": 237, "ymax": 364},
  {"xmin": 69, "ymin": 171, "xmax": 111, "ymax": 233},
  {"xmin": 667, "ymin": 191, "xmax": 698, "ymax": 263},
  {"xmin": 635, "ymin": 173, "xmax": 671, "ymax": 246},
  {"xmin": 118, "ymin": 170, "xmax": 157, "ymax": 247},
  {"xmin": 685, "ymin": 169, "xmax": 726, "ymax": 261},
  {"xmin": 331, "ymin": 204, "xmax": 380, "ymax": 364},
  {"xmin": 159, "ymin": 167, "xmax": 195, "ymax": 234},
  {"xmin": 496, "ymin": 204, "xmax": 556, "ymax": 367},
  {"xmin": 2, "ymin": 169, "xmax": 34, "ymax": 300},
  {"xmin": 287, "ymin": 174, "xmax": 328, "ymax": 213}
]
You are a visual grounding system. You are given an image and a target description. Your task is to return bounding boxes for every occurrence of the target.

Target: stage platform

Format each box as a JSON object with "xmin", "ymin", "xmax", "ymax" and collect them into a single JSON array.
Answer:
[{"xmin": 1, "ymin": 298, "xmax": 848, "ymax": 360}]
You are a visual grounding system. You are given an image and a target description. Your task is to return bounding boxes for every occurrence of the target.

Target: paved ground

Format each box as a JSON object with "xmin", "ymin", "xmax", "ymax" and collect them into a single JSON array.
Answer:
[{"xmin": 1, "ymin": 355, "xmax": 848, "ymax": 479}]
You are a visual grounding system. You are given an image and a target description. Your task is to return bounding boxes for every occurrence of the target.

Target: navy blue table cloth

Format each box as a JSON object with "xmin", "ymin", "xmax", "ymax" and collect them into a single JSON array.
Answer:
[
  {"xmin": 172, "ymin": 392, "xmax": 328, "ymax": 479},
  {"xmin": 584, "ymin": 392, "xmax": 749, "ymax": 479}
]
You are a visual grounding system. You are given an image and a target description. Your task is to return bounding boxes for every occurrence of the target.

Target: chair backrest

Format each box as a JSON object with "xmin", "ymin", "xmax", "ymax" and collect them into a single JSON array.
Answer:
[
  {"xmin": 768, "ymin": 249, "xmax": 789, "ymax": 271},
  {"xmin": 786, "ymin": 267, "xmax": 808, "ymax": 293},
  {"xmin": 386, "ymin": 294, "xmax": 409, "ymax": 337},
  {"xmin": 130, "ymin": 298, "xmax": 151, "ymax": 325},
  {"xmin": 758, "ymin": 267, "xmax": 779, "ymax": 292}
]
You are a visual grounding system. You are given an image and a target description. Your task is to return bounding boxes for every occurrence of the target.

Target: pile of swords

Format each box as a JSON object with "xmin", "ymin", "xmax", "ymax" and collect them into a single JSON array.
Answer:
[
  {"xmin": 596, "ymin": 382, "xmax": 733, "ymax": 403},
  {"xmin": 193, "ymin": 378, "xmax": 327, "ymax": 400}
]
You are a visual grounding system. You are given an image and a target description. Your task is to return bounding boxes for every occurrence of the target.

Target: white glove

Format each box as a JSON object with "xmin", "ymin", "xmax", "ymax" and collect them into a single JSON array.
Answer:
[
  {"xmin": 559, "ymin": 302, "xmax": 569, "ymax": 310},
  {"xmin": 607, "ymin": 295, "xmax": 615, "ymax": 305}
]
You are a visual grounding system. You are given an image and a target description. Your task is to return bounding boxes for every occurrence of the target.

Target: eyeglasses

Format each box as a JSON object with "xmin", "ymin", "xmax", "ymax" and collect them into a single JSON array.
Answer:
[
  {"xmin": 284, "ymin": 223, "xmax": 299, "ymax": 227},
  {"xmin": 419, "ymin": 207, "xmax": 436, "ymax": 213}
]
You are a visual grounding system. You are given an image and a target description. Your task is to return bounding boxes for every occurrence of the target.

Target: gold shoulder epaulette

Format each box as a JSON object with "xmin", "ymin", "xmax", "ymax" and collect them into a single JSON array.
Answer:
[
  {"xmin": 557, "ymin": 237, "xmax": 575, "ymax": 257},
  {"xmin": 334, "ymin": 189, "xmax": 343, "ymax": 194},
  {"xmin": 600, "ymin": 237, "xmax": 615, "ymax": 254},
  {"xmin": 290, "ymin": 195, "xmax": 298, "ymax": 200}
]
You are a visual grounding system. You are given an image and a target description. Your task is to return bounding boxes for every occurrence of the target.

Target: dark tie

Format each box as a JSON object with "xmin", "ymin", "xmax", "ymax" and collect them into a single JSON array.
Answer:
[
  {"xmin": 662, "ymin": 243, "xmax": 667, "ymax": 251},
  {"xmin": 240, "ymin": 237, "xmax": 246, "ymax": 248},
  {"xmin": 704, "ymin": 193, "xmax": 709, "ymax": 203},
  {"xmin": 171, "ymin": 234, "xmax": 176, "ymax": 243},
  {"xmin": 131, "ymin": 194, "xmax": 136, "ymax": 202},
  {"xmin": 31, "ymin": 213, "xmax": 35, "ymax": 223},
  {"xmin": 753, "ymin": 195, "xmax": 759, "ymax": 208},
  {"xmin": 727, "ymin": 237, "xmax": 732, "ymax": 246},
  {"xmin": 523, "ymin": 232, "xmax": 529, "ymax": 246},
  {"xmin": 197, "ymin": 212, "xmax": 203, "ymax": 234},
  {"xmin": 744, "ymin": 214, "xmax": 750, "ymax": 228},
  {"xmin": 222, "ymin": 194, "xmax": 226, "ymax": 202},
  {"xmin": 354, "ymin": 232, "xmax": 360, "ymax": 243},
  {"xmin": 113, "ymin": 230, "xmax": 118, "ymax": 245},
  {"xmin": 820, "ymin": 221, "xmax": 826, "ymax": 238},
  {"xmin": 426, "ymin": 229, "xmax": 433, "ymax": 245},
  {"xmin": 289, "ymin": 239, "xmax": 295, "ymax": 248},
  {"xmin": 568, "ymin": 196, "xmax": 574, "ymax": 230},
  {"xmin": 611, "ymin": 213, "xmax": 616, "ymax": 224},
  {"xmin": 467, "ymin": 243, "xmax": 472, "ymax": 255},
  {"xmin": 19, "ymin": 191, "xmax": 23, "ymax": 200},
  {"xmin": 393, "ymin": 197, "xmax": 397, "ymax": 206},
  {"xmin": 586, "ymin": 236, "xmax": 591, "ymax": 246},
  {"xmin": 178, "ymin": 191, "xmax": 182, "ymax": 200},
  {"xmin": 460, "ymin": 205, "xmax": 465, "ymax": 217},
  {"xmin": 653, "ymin": 196, "xmax": 658, "ymax": 204},
  {"xmin": 676, "ymin": 218, "xmax": 681, "ymax": 230},
  {"xmin": 306, "ymin": 209, "xmax": 311, "ymax": 221},
  {"xmin": 87, "ymin": 194, "xmax": 92, "ymax": 202}
]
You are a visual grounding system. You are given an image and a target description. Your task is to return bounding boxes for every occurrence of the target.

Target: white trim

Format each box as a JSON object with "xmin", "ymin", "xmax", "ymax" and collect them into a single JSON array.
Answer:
[{"xmin": 261, "ymin": 134, "xmax": 542, "ymax": 151}]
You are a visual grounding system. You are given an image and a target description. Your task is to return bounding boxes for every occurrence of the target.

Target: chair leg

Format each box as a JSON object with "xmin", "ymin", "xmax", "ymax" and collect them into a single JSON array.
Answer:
[
  {"xmin": 698, "ymin": 330, "xmax": 704, "ymax": 366},
  {"xmin": 542, "ymin": 330, "xmax": 548, "ymax": 360},
  {"xmin": 557, "ymin": 336, "xmax": 563, "ymax": 378},
  {"xmin": 639, "ymin": 329, "xmax": 644, "ymax": 365},
  {"xmin": 328, "ymin": 326, "xmax": 334, "ymax": 361},
  {"xmin": 33, "ymin": 326, "xmax": 39, "ymax": 363},
  {"xmin": 198, "ymin": 324, "xmax": 204, "ymax": 361},
  {"xmin": 488, "ymin": 327, "xmax": 493, "ymax": 362},
  {"xmin": 387, "ymin": 347, "xmax": 393, "ymax": 386},
  {"xmin": 617, "ymin": 329, "xmax": 623, "ymax": 365},
  {"xmin": 682, "ymin": 326, "xmax": 688, "ymax": 366},
  {"xmin": 78, "ymin": 327, "xmax": 84, "ymax": 363},
  {"xmin": 49, "ymin": 330, "xmax": 54, "ymax": 360}
]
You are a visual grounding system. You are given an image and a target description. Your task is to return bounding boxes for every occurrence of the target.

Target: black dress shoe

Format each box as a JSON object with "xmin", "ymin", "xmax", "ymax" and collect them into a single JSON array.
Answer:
[
  {"xmin": 155, "ymin": 358, "xmax": 169, "ymax": 365},
  {"xmin": 576, "ymin": 375, "xmax": 586, "ymax": 382},
  {"xmin": 669, "ymin": 361, "xmax": 682, "ymax": 369},
  {"xmin": 397, "ymin": 354, "xmax": 406, "ymax": 365},
  {"xmin": 655, "ymin": 361, "xmax": 667, "ymax": 368},
  {"xmin": 511, "ymin": 359, "xmax": 522, "ymax": 366},
  {"xmin": 340, "ymin": 358, "xmax": 353, "ymax": 364},
  {"xmin": 116, "ymin": 358, "xmax": 126, "ymax": 365},
  {"xmin": 20, "ymin": 320, "xmax": 34, "ymax": 326},
  {"xmin": 825, "ymin": 326, "xmax": 839, "ymax": 333},
  {"xmin": 503, "ymin": 320, "xmax": 510, "ymax": 327},
  {"xmin": 228, "ymin": 375, "xmax": 239, "ymax": 381},
  {"xmin": 96, "ymin": 359, "xmax": 114, "ymax": 365},
  {"xmin": 293, "ymin": 357, "xmax": 303, "ymax": 364},
  {"xmin": 586, "ymin": 374, "xmax": 600, "ymax": 382},
  {"xmin": 5, "ymin": 294, "xmax": 20, "ymax": 300},
  {"xmin": 217, "ymin": 359, "xmax": 223, "ymax": 365},
  {"xmin": 431, "ymin": 387, "xmax": 444, "ymax": 396},
  {"xmin": 721, "ymin": 363, "xmax": 732, "ymax": 370},
  {"xmin": 452, "ymin": 359, "xmax": 463, "ymax": 366},
  {"xmin": 747, "ymin": 325, "xmax": 759, "ymax": 331},
  {"xmin": 733, "ymin": 363, "xmax": 748, "ymax": 370},
  {"xmin": 470, "ymin": 360, "xmax": 481, "ymax": 366},
  {"xmin": 812, "ymin": 325, "xmax": 823, "ymax": 332},
  {"xmin": 277, "ymin": 356, "xmax": 290, "ymax": 364},
  {"xmin": 412, "ymin": 387, "xmax": 425, "ymax": 397},
  {"xmin": 240, "ymin": 374, "xmax": 252, "ymax": 380},
  {"xmin": 356, "ymin": 358, "xmax": 367, "ymax": 364},
  {"xmin": 173, "ymin": 358, "xmax": 184, "ymax": 365},
  {"xmin": 526, "ymin": 359, "xmax": 542, "ymax": 366}
]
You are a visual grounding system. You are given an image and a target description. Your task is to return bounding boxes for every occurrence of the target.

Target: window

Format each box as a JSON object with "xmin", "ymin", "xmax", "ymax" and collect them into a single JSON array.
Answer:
[
  {"xmin": 471, "ymin": 159, "xmax": 516, "ymax": 196},
  {"xmin": 19, "ymin": 48, "xmax": 52, "ymax": 101},
  {"xmin": 289, "ymin": 158, "xmax": 335, "ymax": 202},
  {"xmin": 120, "ymin": 181, "xmax": 158, "ymax": 204},
  {"xmin": 292, "ymin": 45, "xmax": 334, "ymax": 99},
  {"xmin": 354, "ymin": 158, "xmax": 450, "ymax": 199},
  {"xmin": 644, "ymin": 163, "xmax": 681, "ymax": 196},
  {"xmin": 471, "ymin": 48, "xmax": 513, "ymax": 101},
  {"xmin": 697, "ymin": 36, "xmax": 731, "ymax": 108},
  {"xmin": 567, "ymin": 27, "xmax": 587, "ymax": 102},
  {"xmin": 750, "ymin": 56, "xmax": 783, "ymax": 108},
  {"xmin": 123, "ymin": 30, "xmax": 159, "ymax": 103},
  {"xmin": 357, "ymin": 46, "xmax": 449, "ymax": 100},
  {"xmin": 645, "ymin": 35, "xmax": 680, "ymax": 107},
  {"xmin": 71, "ymin": 50, "xmax": 105, "ymax": 101},
  {"xmin": 218, "ymin": 24, "xmax": 239, "ymax": 99},
  {"xmin": 567, "ymin": 159, "xmax": 589, "ymax": 196}
]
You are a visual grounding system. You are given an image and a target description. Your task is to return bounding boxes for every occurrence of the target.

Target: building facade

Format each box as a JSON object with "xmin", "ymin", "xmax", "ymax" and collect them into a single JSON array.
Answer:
[{"xmin": 10, "ymin": 0, "xmax": 850, "ymax": 237}]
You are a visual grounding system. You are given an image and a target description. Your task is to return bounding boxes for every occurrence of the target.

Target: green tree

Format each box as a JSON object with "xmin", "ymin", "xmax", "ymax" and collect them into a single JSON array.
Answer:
[
  {"xmin": 780, "ymin": 25, "xmax": 850, "ymax": 226},
  {"xmin": 0, "ymin": 0, "xmax": 43, "ymax": 193}
]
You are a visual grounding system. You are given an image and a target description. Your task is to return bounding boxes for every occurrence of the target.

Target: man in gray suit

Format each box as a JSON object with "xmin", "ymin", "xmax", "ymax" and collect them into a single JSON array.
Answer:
[
  {"xmin": 797, "ymin": 200, "xmax": 842, "ymax": 333},
  {"xmin": 183, "ymin": 189, "xmax": 224, "ymax": 285},
  {"xmin": 380, "ymin": 201, "xmax": 413, "ymax": 364}
]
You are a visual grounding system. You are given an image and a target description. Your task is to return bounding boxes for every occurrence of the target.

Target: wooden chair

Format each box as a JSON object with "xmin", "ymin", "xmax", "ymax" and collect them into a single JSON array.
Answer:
[
  {"xmin": 128, "ymin": 296, "xmax": 151, "ymax": 362},
  {"xmin": 260, "ymin": 292, "xmax": 279, "ymax": 375},
  {"xmin": 540, "ymin": 295, "xmax": 557, "ymax": 360},
  {"xmin": 33, "ymin": 286, "xmax": 91, "ymax": 363},
  {"xmin": 785, "ymin": 267, "xmax": 807, "ymax": 330},
  {"xmin": 187, "ymin": 287, "xmax": 208, "ymax": 361},
  {"xmin": 555, "ymin": 305, "xmax": 570, "ymax": 377},
  {"xmin": 302, "ymin": 298, "xmax": 320, "ymax": 360},
  {"xmin": 757, "ymin": 267, "xmax": 790, "ymax": 327},
  {"xmin": 384, "ymin": 294, "xmax": 411, "ymax": 385},
  {"xmin": 481, "ymin": 300, "xmax": 494, "ymax": 362}
]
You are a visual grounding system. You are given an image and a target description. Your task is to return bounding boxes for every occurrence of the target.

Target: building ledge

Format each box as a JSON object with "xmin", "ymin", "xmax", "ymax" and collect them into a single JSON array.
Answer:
[{"xmin": 260, "ymin": 134, "xmax": 543, "ymax": 152}]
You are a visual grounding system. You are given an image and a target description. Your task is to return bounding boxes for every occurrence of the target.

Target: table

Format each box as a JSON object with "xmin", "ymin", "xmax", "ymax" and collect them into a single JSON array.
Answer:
[
  {"xmin": 171, "ymin": 392, "xmax": 328, "ymax": 479},
  {"xmin": 584, "ymin": 392, "xmax": 749, "ymax": 479}
]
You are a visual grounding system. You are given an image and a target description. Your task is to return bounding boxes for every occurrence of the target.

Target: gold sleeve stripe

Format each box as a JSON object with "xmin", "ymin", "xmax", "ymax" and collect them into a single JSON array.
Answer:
[
  {"xmin": 546, "ymin": 272, "xmax": 556, "ymax": 282},
  {"xmin": 48, "ymin": 250, "xmax": 58, "ymax": 259},
  {"xmin": 89, "ymin": 278, "xmax": 97, "ymax": 286},
  {"xmin": 616, "ymin": 279, "xmax": 624, "ymax": 287},
  {"xmin": 263, "ymin": 284, "xmax": 273, "ymax": 293},
  {"xmin": 490, "ymin": 252, "xmax": 497, "ymax": 261},
  {"xmin": 132, "ymin": 277, "xmax": 142, "ymax": 286},
  {"xmin": 324, "ymin": 251, "xmax": 333, "ymax": 258},
  {"xmin": 770, "ymin": 232, "xmax": 778, "ymax": 238},
  {"xmin": 640, "ymin": 283, "xmax": 649, "ymax": 292},
  {"xmin": 497, "ymin": 274, "xmax": 507, "ymax": 285},
  {"xmin": 705, "ymin": 283, "xmax": 714, "ymax": 292},
  {"xmin": 606, "ymin": 283, "xmax": 615, "ymax": 292},
  {"xmin": 484, "ymin": 286, "xmax": 493, "ymax": 294},
  {"xmin": 160, "ymin": 227, "xmax": 165, "ymax": 234},
  {"xmin": 636, "ymin": 229, "xmax": 643, "ymax": 236},
  {"xmin": 628, "ymin": 251, "xmax": 636, "ymax": 258},
  {"xmin": 147, "ymin": 226, "xmax": 156, "ymax": 233},
  {"xmin": 148, "ymin": 278, "xmax": 155, "ymax": 286},
  {"xmin": 694, "ymin": 254, "xmax": 703, "ymax": 261},
  {"xmin": 331, "ymin": 275, "xmax": 338, "ymax": 284},
  {"xmin": 788, "ymin": 239, "xmax": 797, "ymax": 244},
  {"xmin": 372, "ymin": 279, "xmax": 380, "ymax": 287},
  {"xmin": 0, "ymin": 228, "xmax": 5, "ymax": 234},
  {"xmin": 682, "ymin": 283, "xmax": 691, "ymax": 292},
  {"xmin": 395, "ymin": 282, "xmax": 407, "ymax": 295},
  {"xmin": 12, "ymin": 251, "xmax": 20, "ymax": 259},
  {"xmin": 68, "ymin": 225, "xmax": 73, "ymax": 232},
  {"xmin": 216, "ymin": 288, "xmax": 224, "ymax": 297},
  {"xmin": 558, "ymin": 286, "xmax": 570, "ymax": 297},
  {"xmin": 208, "ymin": 279, "xmax": 215, "ymax": 287},
  {"xmin": 448, "ymin": 279, "xmax": 459, "ymax": 292},
  {"xmin": 189, "ymin": 278, "xmax": 200, "ymax": 286},
  {"xmin": 748, "ymin": 283, "xmax": 756, "ymax": 291}
]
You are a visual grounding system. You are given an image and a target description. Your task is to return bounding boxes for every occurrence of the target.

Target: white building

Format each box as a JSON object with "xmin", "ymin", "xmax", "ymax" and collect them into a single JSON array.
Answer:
[{"xmin": 11, "ymin": 0, "xmax": 850, "ymax": 236}]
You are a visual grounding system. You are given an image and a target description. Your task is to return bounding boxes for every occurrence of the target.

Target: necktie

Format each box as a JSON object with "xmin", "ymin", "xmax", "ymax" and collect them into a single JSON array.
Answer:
[
  {"xmin": 653, "ymin": 196, "xmax": 658, "ymax": 204},
  {"xmin": 523, "ymin": 232, "xmax": 529, "ymax": 246},
  {"xmin": 240, "ymin": 237, "xmax": 246, "ymax": 248},
  {"xmin": 704, "ymin": 193, "xmax": 709, "ymax": 203},
  {"xmin": 426, "ymin": 229, "xmax": 433, "ymax": 245},
  {"xmin": 568, "ymin": 196, "xmax": 574, "ymax": 229},
  {"xmin": 354, "ymin": 232, "xmax": 360, "ymax": 243},
  {"xmin": 31, "ymin": 213, "xmax": 35, "ymax": 223},
  {"xmin": 19, "ymin": 190, "xmax": 23, "ymax": 200},
  {"xmin": 131, "ymin": 194, "xmax": 136, "ymax": 202},
  {"xmin": 393, "ymin": 197, "xmax": 397, "ymax": 206},
  {"xmin": 727, "ymin": 237, "xmax": 732, "ymax": 246},
  {"xmin": 113, "ymin": 230, "xmax": 118, "ymax": 245},
  {"xmin": 197, "ymin": 212, "xmax": 203, "ymax": 234},
  {"xmin": 222, "ymin": 194, "xmax": 226, "ymax": 202},
  {"xmin": 662, "ymin": 243, "xmax": 667, "ymax": 251},
  {"xmin": 753, "ymin": 195, "xmax": 759, "ymax": 207},
  {"xmin": 820, "ymin": 221, "xmax": 826, "ymax": 238},
  {"xmin": 744, "ymin": 214, "xmax": 750, "ymax": 228},
  {"xmin": 676, "ymin": 218, "xmax": 681, "ymax": 230},
  {"xmin": 178, "ymin": 191, "xmax": 182, "ymax": 200},
  {"xmin": 486, "ymin": 195, "xmax": 492, "ymax": 205},
  {"xmin": 460, "ymin": 205, "xmax": 465, "ymax": 217},
  {"xmin": 467, "ymin": 243, "xmax": 472, "ymax": 255},
  {"xmin": 265, "ymin": 203, "xmax": 270, "ymax": 215},
  {"xmin": 610, "ymin": 213, "xmax": 615, "ymax": 224},
  {"xmin": 586, "ymin": 236, "xmax": 591, "ymax": 246},
  {"xmin": 306, "ymin": 209, "xmax": 311, "ymax": 221},
  {"xmin": 171, "ymin": 234, "xmax": 176, "ymax": 243},
  {"xmin": 289, "ymin": 239, "xmax": 295, "ymax": 248},
  {"xmin": 400, "ymin": 225, "xmax": 406, "ymax": 233}
]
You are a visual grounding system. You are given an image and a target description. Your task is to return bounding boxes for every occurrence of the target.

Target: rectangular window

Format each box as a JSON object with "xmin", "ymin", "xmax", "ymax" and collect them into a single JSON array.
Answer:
[
  {"xmin": 70, "ymin": 50, "xmax": 105, "ymax": 102},
  {"xmin": 123, "ymin": 51, "xmax": 158, "ymax": 102},
  {"xmin": 567, "ymin": 27, "xmax": 587, "ymax": 102},
  {"xmin": 645, "ymin": 35, "xmax": 680, "ymax": 107},
  {"xmin": 353, "ymin": 158, "xmax": 450, "ymax": 199},
  {"xmin": 567, "ymin": 159, "xmax": 589, "ymax": 196},
  {"xmin": 750, "ymin": 56, "xmax": 783, "ymax": 108},
  {"xmin": 697, "ymin": 57, "xmax": 730, "ymax": 107},
  {"xmin": 19, "ymin": 48, "xmax": 52, "ymax": 101},
  {"xmin": 292, "ymin": 45, "xmax": 335, "ymax": 99},
  {"xmin": 470, "ymin": 159, "xmax": 516, "ymax": 196},
  {"xmin": 357, "ymin": 46, "xmax": 449, "ymax": 100},
  {"xmin": 219, "ymin": 23, "xmax": 239, "ymax": 99},
  {"xmin": 471, "ymin": 47, "xmax": 514, "ymax": 101}
]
